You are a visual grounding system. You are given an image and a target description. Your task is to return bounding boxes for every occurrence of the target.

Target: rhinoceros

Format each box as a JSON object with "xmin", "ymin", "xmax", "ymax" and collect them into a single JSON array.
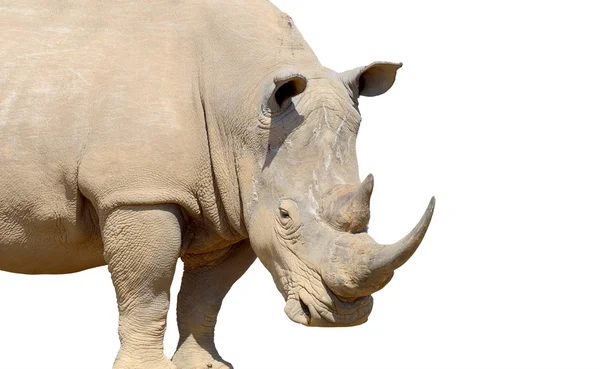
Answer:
[{"xmin": 0, "ymin": 0, "xmax": 435, "ymax": 368}]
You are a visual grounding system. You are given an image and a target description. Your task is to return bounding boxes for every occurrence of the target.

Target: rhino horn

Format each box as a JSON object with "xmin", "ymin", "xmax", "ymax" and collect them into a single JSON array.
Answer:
[
  {"xmin": 323, "ymin": 197, "xmax": 435, "ymax": 299},
  {"xmin": 322, "ymin": 174, "xmax": 374, "ymax": 233},
  {"xmin": 368, "ymin": 196, "xmax": 435, "ymax": 273}
]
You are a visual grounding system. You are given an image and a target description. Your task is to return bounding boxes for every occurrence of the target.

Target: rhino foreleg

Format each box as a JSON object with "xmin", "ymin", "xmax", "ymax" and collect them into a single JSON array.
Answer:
[
  {"xmin": 172, "ymin": 240, "xmax": 256, "ymax": 369},
  {"xmin": 101, "ymin": 204, "xmax": 183, "ymax": 369}
]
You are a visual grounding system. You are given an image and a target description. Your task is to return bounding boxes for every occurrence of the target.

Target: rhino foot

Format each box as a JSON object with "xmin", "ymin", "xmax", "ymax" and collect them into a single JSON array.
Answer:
[
  {"xmin": 171, "ymin": 353, "xmax": 233, "ymax": 369},
  {"xmin": 113, "ymin": 354, "xmax": 178, "ymax": 369}
]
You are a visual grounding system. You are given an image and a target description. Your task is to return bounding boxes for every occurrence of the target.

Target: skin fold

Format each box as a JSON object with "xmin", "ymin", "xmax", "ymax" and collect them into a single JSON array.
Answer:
[{"xmin": 0, "ymin": 0, "xmax": 434, "ymax": 368}]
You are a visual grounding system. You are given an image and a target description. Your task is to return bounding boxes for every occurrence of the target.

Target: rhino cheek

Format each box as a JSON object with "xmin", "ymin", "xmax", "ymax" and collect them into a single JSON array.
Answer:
[{"xmin": 247, "ymin": 206, "xmax": 281, "ymax": 276}]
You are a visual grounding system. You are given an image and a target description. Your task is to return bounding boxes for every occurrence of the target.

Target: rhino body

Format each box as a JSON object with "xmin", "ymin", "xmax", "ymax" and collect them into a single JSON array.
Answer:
[
  {"xmin": 1, "ymin": 1, "xmax": 434, "ymax": 368},
  {"xmin": 1, "ymin": 0, "xmax": 274, "ymax": 274}
]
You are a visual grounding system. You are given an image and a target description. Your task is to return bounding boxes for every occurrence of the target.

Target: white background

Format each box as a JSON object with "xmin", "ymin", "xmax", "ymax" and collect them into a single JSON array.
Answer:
[{"xmin": 1, "ymin": 0, "xmax": 599, "ymax": 368}]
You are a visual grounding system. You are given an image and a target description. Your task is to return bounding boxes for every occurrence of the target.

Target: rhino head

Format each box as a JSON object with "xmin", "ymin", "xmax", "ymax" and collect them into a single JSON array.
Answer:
[{"xmin": 234, "ymin": 61, "xmax": 435, "ymax": 327}]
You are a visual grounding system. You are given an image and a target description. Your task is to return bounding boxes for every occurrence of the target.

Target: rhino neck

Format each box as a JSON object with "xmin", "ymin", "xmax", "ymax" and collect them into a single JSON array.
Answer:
[
  {"xmin": 194, "ymin": 96, "xmax": 248, "ymax": 244},
  {"xmin": 189, "ymin": 0, "xmax": 320, "ymax": 243}
]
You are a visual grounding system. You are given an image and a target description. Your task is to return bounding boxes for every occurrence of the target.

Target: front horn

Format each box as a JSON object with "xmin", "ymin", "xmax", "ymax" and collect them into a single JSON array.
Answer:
[
  {"xmin": 369, "ymin": 196, "xmax": 436, "ymax": 274},
  {"xmin": 322, "ymin": 197, "xmax": 435, "ymax": 299}
]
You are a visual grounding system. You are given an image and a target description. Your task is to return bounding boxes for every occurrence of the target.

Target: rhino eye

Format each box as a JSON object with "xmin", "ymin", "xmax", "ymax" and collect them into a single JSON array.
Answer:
[
  {"xmin": 278, "ymin": 199, "xmax": 299, "ymax": 224},
  {"xmin": 279, "ymin": 208, "xmax": 290, "ymax": 219}
]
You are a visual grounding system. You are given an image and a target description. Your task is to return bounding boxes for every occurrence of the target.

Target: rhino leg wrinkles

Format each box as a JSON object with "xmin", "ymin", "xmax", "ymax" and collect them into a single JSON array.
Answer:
[
  {"xmin": 101, "ymin": 204, "xmax": 183, "ymax": 369},
  {"xmin": 173, "ymin": 240, "xmax": 256, "ymax": 369}
]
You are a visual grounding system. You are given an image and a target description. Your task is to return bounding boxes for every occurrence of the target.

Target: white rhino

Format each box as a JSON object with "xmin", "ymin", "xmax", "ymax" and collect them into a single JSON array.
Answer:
[{"xmin": 0, "ymin": 0, "xmax": 435, "ymax": 368}]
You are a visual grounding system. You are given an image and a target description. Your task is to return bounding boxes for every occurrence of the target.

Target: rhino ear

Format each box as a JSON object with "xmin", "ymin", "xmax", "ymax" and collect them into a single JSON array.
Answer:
[
  {"xmin": 342, "ymin": 62, "xmax": 402, "ymax": 97},
  {"xmin": 266, "ymin": 73, "xmax": 307, "ymax": 113}
]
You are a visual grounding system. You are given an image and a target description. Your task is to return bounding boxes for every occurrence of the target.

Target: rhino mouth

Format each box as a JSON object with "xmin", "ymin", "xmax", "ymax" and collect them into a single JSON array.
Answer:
[
  {"xmin": 284, "ymin": 284, "xmax": 373, "ymax": 327},
  {"xmin": 299, "ymin": 297, "xmax": 312, "ymax": 322}
]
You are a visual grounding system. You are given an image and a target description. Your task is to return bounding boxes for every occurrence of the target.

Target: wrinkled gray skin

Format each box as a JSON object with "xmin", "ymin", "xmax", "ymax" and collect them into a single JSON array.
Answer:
[{"xmin": 0, "ymin": 0, "xmax": 434, "ymax": 368}]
